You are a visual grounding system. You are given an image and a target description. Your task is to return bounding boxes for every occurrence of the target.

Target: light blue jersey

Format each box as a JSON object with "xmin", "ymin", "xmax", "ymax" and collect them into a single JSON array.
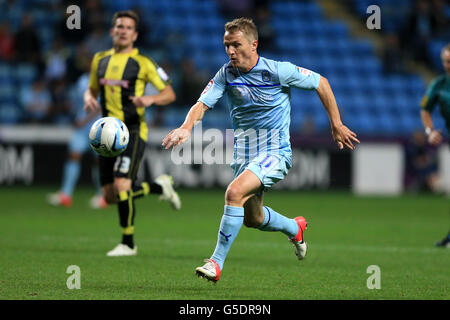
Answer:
[
  {"xmin": 198, "ymin": 56, "xmax": 321, "ymax": 187},
  {"xmin": 72, "ymin": 73, "xmax": 89, "ymax": 121},
  {"xmin": 69, "ymin": 73, "xmax": 100, "ymax": 153},
  {"xmin": 60, "ymin": 73, "xmax": 103, "ymax": 197}
]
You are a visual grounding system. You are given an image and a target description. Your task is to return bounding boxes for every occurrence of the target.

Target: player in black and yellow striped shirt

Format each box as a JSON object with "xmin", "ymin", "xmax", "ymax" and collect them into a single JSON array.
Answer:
[{"xmin": 84, "ymin": 10, "xmax": 181, "ymax": 256}]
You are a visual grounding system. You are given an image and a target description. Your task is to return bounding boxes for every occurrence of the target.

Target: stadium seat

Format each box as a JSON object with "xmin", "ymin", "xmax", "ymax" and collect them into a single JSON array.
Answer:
[
  {"xmin": 296, "ymin": 54, "xmax": 318, "ymax": 70},
  {"xmin": 271, "ymin": 2, "xmax": 292, "ymax": 18},
  {"xmin": 352, "ymin": 40, "xmax": 373, "ymax": 58},
  {"xmin": 375, "ymin": 113, "xmax": 394, "ymax": 135},
  {"xmin": 190, "ymin": 1, "xmax": 215, "ymax": 15},
  {"xmin": 307, "ymin": 37, "xmax": 329, "ymax": 56},
  {"xmin": 135, "ymin": 0, "xmax": 151, "ymax": 9},
  {"xmin": 277, "ymin": 36, "xmax": 299, "ymax": 53},
  {"xmin": 0, "ymin": 63, "xmax": 11, "ymax": 81},
  {"xmin": 365, "ymin": 75, "xmax": 384, "ymax": 93},
  {"xmin": 0, "ymin": 82, "xmax": 14, "ymax": 100},
  {"xmin": 349, "ymin": 111, "xmax": 375, "ymax": 134},
  {"xmin": 333, "ymin": 38, "xmax": 354, "ymax": 56},
  {"xmin": 406, "ymin": 76, "xmax": 426, "ymax": 94},
  {"xmin": 313, "ymin": 109, "xmax": 330, "ymax": 131},
  {"xmin": 106, "ymin": 0, "xmax": 130, "ymax": 12},
  {"xmin": 272, "ymin": 19, "xmax": 290, "ymax": 34},
  {"xmin": 15, "ymin": 64, "xmax": 37, "ymax": 85},
  {"xmin": 371, "ymin": 95, "xmax": 392, "ymax": 113},
  {"xmin": 399, "ymin": 113, "xmax": 422, "ymax": 134},
  {"xmin": 351, "ymin": 92, "xmax": 371, "ymax": 114},
  {"xmin": 324, "ymin": 22, "xmax": 349, "ymax": 39},
  {"xmin": 356, "ymin": 57, "xmax": 382, "ymax": 74},
  {"xmin": 0, "ymin": 104, "xmax": 22, "ymax": 124}
]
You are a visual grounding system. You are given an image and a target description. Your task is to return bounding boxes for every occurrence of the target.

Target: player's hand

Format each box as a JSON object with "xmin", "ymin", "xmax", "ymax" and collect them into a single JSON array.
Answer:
[
  {"xmin": 332, "ymin": 124, "xmax": 360, "ymax": 150},
  {"xmin": 428, "ymin": 129, "xmax": 443, "ymax": 146},
  {"xmin": 162, "ymin": 128, "xmax": 191, "ymax": 149},
  {"xmin": 84, "ymin": 96, "xmax": 99, "ymax": 112},
  {"xmin": 129, "ymin": 96, "xmax": 154, "ymax": 108}
]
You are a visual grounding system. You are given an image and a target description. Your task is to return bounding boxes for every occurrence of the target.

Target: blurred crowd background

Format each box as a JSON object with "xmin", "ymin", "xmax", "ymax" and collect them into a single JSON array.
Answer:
[{"xmin": 0, "ymin": 0, "xmax": 449, "ymax": 191}]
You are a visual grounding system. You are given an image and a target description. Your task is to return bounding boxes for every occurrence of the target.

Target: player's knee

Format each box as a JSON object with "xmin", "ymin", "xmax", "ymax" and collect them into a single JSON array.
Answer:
[
  {"xmin": 114, "ymin": 178, "xmax": 131, "ymax": 193},
  {"xmin": 225, "ymin": 184, "xmax": 244, "ymax": 205}
]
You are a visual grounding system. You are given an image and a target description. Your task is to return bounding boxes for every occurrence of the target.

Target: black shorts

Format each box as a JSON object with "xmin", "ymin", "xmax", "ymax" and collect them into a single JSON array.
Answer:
[{"xmin": 99, "ymin": 130, "xmax": 146, "ymax": 186}]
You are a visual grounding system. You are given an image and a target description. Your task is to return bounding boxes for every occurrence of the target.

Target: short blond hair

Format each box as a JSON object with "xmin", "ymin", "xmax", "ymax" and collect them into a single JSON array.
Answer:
[{"xmin": 224, "ymin": 17, "xmax": 258, "ymax": 42}]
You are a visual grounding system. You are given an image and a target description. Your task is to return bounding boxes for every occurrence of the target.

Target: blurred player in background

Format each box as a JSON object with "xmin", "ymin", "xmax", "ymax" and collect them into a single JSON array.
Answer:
[
  {"xmin": 163, "ymin": 18, "xmax": 359, "ymax": 282},
  {"xmin": 420, "ymin": 43, "xmax": 450, "ymax": 248},
  {"xmin": 84, "ymin": 10, "xmax": 181, "ymax": 257},
  {"xmin": 47, "ymin": 61, "xmax": 106, "ymax": 209}
]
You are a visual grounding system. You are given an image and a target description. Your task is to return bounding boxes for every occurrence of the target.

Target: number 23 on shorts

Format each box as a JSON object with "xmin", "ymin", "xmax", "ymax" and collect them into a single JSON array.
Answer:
[{"xmin": 113, "ymin": 156, "xmax": 131, "ymax": 174}]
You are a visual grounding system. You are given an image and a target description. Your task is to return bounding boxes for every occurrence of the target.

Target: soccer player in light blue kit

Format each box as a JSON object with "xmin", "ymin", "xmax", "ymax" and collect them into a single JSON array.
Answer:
[
  {"xmin": 47, "ymin": 71, "xmax": 106, "ymax": 208},
  {"xmin": 163, "ymin": 18, "xmax": 359, "ymax": 282}
]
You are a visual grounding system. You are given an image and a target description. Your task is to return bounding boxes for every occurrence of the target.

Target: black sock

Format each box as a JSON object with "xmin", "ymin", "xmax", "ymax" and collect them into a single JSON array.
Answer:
[
  {"xmin": 131, "ymin": 182, "xmax": 162, "ymax": 200},
  {"xmin": 122, "ymin": 234, "xmax": 134, "ymax": 249},
  {"xmin": 117, "ymin": 190, "xmax": 136, "ymax": 249},
  {"xmin": 149, "ymin": 182, "xmax": 163, "ymax": 194}
]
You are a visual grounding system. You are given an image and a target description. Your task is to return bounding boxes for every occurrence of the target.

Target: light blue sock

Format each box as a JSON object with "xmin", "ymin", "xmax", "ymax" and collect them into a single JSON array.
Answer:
[
  {"xmin": 61, "ymin": 160, "xmax": 81, "ymax": 196},
  {"xmin": 257, "ymin": 206, "xmax": 298, "ymax": 238},
  {"xmin": 211, "ymin": 205, "xmax": 244, "ymax": 270}
]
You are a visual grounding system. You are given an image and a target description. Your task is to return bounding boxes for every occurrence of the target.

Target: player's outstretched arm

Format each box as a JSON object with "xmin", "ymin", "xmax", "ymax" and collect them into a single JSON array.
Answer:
[
  {"xmin": 162, "ymin": 101, "xmax": 209, "ymax": 150},
  {"xmin": 421, "ymin": 109, "xmax": 443, "ymax": 146},
  {"xmin": 129, "ymin": 85, "xmax": 176, "ymax": 108},
  {"xmin": 316, "ymin": 76, "xmax": 360, "ymax": 150}
]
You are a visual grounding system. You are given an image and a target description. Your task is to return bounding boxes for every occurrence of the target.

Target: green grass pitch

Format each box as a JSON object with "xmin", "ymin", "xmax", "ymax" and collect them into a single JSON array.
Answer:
[{"xmin": 0, "ymin": 186, "xmax": 449, "ymax": 300}]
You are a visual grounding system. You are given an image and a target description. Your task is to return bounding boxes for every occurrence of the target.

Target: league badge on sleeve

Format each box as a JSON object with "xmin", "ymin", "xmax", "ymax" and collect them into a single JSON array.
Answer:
[
  {"xmin": 296, "ymin": 66, "xmax": 313, "ymax": 77},
  {"xmin": 202, "ymin": 80, "xmax": 214, "ymax": 95}
]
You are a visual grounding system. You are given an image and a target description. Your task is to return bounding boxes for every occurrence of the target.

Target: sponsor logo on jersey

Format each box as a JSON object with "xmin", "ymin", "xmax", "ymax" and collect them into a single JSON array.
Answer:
[
  {"xmin": 296, "ymin": 66, "xmax": 312, "ymax": 77},
  {"xmin": 99, "ymin": 78, "xmax": 129, "ymax": 88},
  {"xmin": 202, "ymin": 80, "xmax": 214, "ymax": 95}
]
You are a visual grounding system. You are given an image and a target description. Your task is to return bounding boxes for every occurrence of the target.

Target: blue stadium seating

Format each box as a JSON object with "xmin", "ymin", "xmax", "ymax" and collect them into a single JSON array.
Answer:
[
  {"xmin": 0, "ymin": 63, "xmax": 22, "ymax": 123},
  {"xmin": 430, "ymin": 40, "xmax": 447, "ymax": 71},
  {"xmin": 0, "ymin": 0, "xmax": 433, "ymax": 137},
  {"xmin": 15, "ymin": 64, "xmax": 37, "ymax": 85},
  {"xmin": 270, "ymin": 0, "xmax": 431, "ymax": 136}
]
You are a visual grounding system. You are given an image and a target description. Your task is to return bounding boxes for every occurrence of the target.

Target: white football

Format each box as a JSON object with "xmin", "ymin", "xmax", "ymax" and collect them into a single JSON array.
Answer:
[{"xmin": 88, "ymin": 117, "xmax": 129, "ymax": 157}]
